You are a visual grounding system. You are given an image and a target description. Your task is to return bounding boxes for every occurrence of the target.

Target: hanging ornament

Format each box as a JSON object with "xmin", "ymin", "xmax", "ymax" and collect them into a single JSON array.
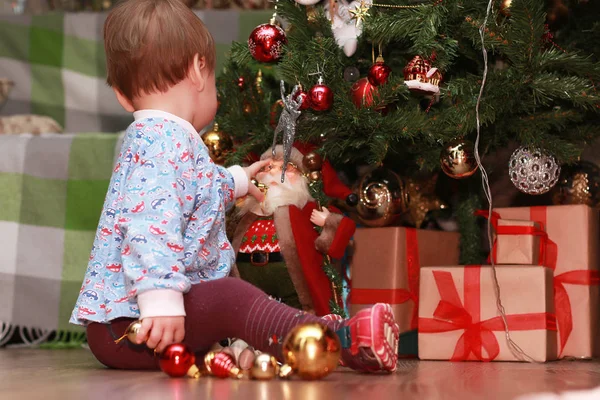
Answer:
[
  {"xmin": 343, "ymin": 66, "xmax": 360, "ymax": 82},
  {"xmin": 403, "ymin": 55, "xmax": 442, "ymax": 96},
  {"xmin": 272, "ymin": 81, "xmax": 304, "ymax": 183},
  {"xmin": 293, "ymin": 84, "xmax": 311, "ymax": 111},
  {"xmin": 303, "ymin": 151, "xmax": 323, "ymax": 171},
  {"xmin": 255, "ymin": 69, "xmax": 264, "ymax": 96},
  {"xmin": 404, "ymin": 174, "xmax": 448, "ymax": 228},
  {"xmin": 270, "ymin": 99, "xmax": 285, "ymax": 128},
  {"xmin": 204, "ymin": 351, "xmax": 244, "ymax": 379},
  {"xmin": 355, "ymin": 167, "xmax": 408, "ymax": 227},
  {"xmin": 250, "ymin": 353, "xmax": 279, "ymax": 380},
  {"xmin": 552, "ymin": 161, "xmax": 600, "ymax": 207},
  {"xmin": 351, "ymin": 77, "xmax": 377, "ymax": 108},
  {"xmin": 368, "ymin": 46, "xmax": 391, "ymax": 86},
  {"xmin": 243, "ymin": 100, "xmax": 254, "ymax": 115},
  {"xmin": 348, "ymin": 0, "xmax": 371, "ymax": 27},
  {"xmin": 325, "ymin": 0, "xmax": 366, "ymax": 56},
  {"xmin": 281, "ymin": 323, "xmax": 341, "ymax": 380},
  {"xmin": 201, "ymin": 122, "xmax": 234, "ymax": 165},
  {"xmin": 309, "ymin": 77, "xmax": 334, "ymax": 111},
  {"xmin": 440, "ymin": 139, "xmax": 479, "ymax": 179},
  {"xmin": 499, "ymin": 0, "xmax": 512, "ymax": 16},
  {"xmin": 113, "ymin": 320, "xmax": 143, "ymax": 344},
  {"xmin": 159, "ymin": 343, "xmax": 202, "ymax": 378},
  {"xmin": 509, "ymin": 147, "xmax": 561, "ymax": 195},
  {"xmin": 248, "ymin": 14, "xmax": 287, "ymax": 63}
]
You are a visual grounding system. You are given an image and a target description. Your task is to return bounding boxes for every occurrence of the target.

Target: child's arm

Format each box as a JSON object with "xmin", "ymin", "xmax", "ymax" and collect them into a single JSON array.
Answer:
[{"xmin": 215, "ymin": 160, "xmax": 271, "ymax": 209}]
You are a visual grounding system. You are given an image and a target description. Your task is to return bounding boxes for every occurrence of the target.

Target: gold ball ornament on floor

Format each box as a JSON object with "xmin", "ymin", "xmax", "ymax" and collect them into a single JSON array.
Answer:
[
  {"xmin": 355, "ymin": 167, "xmax": 408, "ymax": 227},
  {"xmin": 440, "ymin": 139, "xmax": 479, "ymax": 179},
  {"xmin": 201, "ymin": 123, "xmax": 234, "ymax": 165},
  {"xmin": 552, "ymin": 161, "xmax": 600, "ymax": 207},
  {"xmin": 281, "ymin": 323, "xmax": 341, "ymax": 380},
  {"xmin": 250, "ymin": 353, "xmax": 279, "ymax": 380}
]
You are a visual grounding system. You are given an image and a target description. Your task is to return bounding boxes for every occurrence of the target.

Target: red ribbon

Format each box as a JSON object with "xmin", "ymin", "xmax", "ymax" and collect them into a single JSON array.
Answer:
[
  {"xmin": 475, "ymin": 210, "xmax": 557, "ymax": 269},
  {"xmin": 350, "ymin": 228, "xmax": 420, "ymax": 330},
  {"xmin": 419, "ymin": 265, "xmax": 557, "ymax": 361},
  {"xmin": 527, "ymin": 206, "xmax": 600, "ymax": 355}
]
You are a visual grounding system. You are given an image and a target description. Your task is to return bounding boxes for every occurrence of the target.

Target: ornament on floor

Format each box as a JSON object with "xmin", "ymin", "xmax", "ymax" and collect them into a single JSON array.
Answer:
[
  {"xmin": 280, "ymin": 323, "xmax": 341, "ymax": 380},
  {"xmin": 368, "ymin": 45, "xmax": 391, "ymax": 86},
  {"xmin": 159, "ymin": 343, "xmax": 202, "ymax": 378},
  {"xmin": 250, "ymin": 353, "xmax": 280, "ymax": 380},
  {"xmin": 552, "ymin": 161, "xmax": 600, "ymax": 207},
  {"xmin": 326, "ymin": 0, "xmax": 369, "ymax": 56},
  {"xmin": 248, "ymin": 2, "xmax": 287, "ymax": 63},
  {"xmin": 201, "ymin": 122, "xmax": 234, "ymax": 165},
  {"xmin": 204, "ymin": 351, "xmax": 244, "ymax": 379},
  {"xmin": 294, "ymin": 84, "xmax": 311, "ymax": 111},
  {"xmin": 272, "ymin": 81, "xmax": 304, "ymax": 182},
  {"xmin": 403, "ymin": 55, "xmax": 442, "ymax": 95},
  {"xmin": 218, "ymin": 338, "xmax": 257, "ymax": 370},
  {"xmin": 309, "ymin": 76, "xmax": 334, "ymax": 112},
  {"xmin": 344, "ymin": 66, "xmax": 360, "ymax": 82},
  {"xmin": 440, "ymin": 138, "xmax": 479, "ymax": 179},
  {"xmin": 355, "ymin": 167, "xmax": 407, "ymax": 227},
  {"xmin": 509, "ymin": 146, "xmax": 560, "ymax": 195},
  {"xmin": 113, "ymin": 320, "xmax": 143, "ymax": 344},
  {"xmin": 404, "ymin": 174, "xmax": 448, "ymax": 228}
]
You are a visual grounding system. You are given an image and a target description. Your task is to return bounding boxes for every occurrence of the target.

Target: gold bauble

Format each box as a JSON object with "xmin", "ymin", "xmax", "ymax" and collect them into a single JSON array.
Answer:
[
  {"xmin": 309, "ymin": 170, "xmax": 322, "ymax": 182},
  {"xmin": 303, "ymin": 151, "xmax": 323, "ymax": 172},
  {"xmin": 355, "ymin": 167, "xmax": 408, "ymax": 227},
  {"xmin": 552, "ymin": 161, "xmax": 600, "ymax": 208},
  {"xmin": 404, "ymin": 174, "xmax": 448, "ymax": 228},
  {"xmin": 281, "ymin": 323, "xmax": 341, "ymax": 380},
  {"xmin": 201, "ymin": 123, "xmax": 234, "ymax": 165},
  {"xmin": 499, "ymin": 0, "xmax": 512, "ymax": 16},
  {"xmin": 114, "ymin": 320, "xmax": 144, "ymax": 344},
  {"xmin": 440, "ymin": 139, "xmax": 479, "ymax": 179},
  {"xmin": 250, "ymin": 353, "xmax": 279, "ymax": 380}
]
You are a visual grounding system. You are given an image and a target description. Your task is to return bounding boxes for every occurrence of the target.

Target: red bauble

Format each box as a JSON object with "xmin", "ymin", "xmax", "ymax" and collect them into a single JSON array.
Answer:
[
  {"xmin": 309, "ymin": 82, "xmax": 334, "ymax": 111},
  {"xmin": 207, "ymin": 352, "xmax": 238, "ymax": 379},
  {"xmin": 294, "ymin": 89, "xmax": 311, "ymax": 110},
  {"xmin": 159, "ymin": 343, "xmax": 196, "ymax": 378},
  {"xmin": 248, "ymin": 23, "xmax": 287, "ymax": 63},
  {"xmin": 237, "ymin": 76, "xmax": 245, "ymax": 91},
  {"xmin": 351, "ymin": 77, "xmax": 377, "ymax": 108},
  {"xmin": 368, "ymin": 61, "xmax": 391, "ymax": 86}
]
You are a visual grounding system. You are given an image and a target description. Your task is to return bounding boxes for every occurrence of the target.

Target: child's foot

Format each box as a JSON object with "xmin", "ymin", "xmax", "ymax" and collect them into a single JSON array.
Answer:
[{"xmin": 340, "ymin": 303, "xmax": 399, "ymax": 373}]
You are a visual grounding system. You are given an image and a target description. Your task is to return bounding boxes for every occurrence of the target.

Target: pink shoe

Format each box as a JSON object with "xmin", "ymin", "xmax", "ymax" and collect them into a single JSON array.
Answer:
[{"xmin": 346, "ymin": 303, "xmax": 399, "ymax": 372}]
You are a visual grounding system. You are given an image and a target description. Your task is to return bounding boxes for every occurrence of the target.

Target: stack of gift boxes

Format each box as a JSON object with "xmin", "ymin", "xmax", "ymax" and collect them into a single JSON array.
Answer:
[{"xmin": 350, "ymin": 205, "xmax": 600, "ymax": 361}]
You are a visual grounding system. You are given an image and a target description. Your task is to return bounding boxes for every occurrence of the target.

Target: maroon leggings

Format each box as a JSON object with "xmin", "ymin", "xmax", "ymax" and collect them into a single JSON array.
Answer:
[{"xmin": 87, "ymin": 277, "xmax": 350, "ymax": 370}]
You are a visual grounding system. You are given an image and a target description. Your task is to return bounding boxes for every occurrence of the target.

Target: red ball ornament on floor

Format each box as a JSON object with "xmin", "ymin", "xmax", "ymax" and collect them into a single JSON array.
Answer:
[
  {"xmin": 368, "ymin": 59, "xmax": 391, "ymax": 86},
  {"xmin": 248, "ymin": 22, "xmax": 287, "ymax": 63},
  {"xmin": 309, "ymin": 79, "xmax": 334, "ymax": 111},
  {"xmin": 159, "ymin": 343, "xmax": 196, "ymax": 378}
]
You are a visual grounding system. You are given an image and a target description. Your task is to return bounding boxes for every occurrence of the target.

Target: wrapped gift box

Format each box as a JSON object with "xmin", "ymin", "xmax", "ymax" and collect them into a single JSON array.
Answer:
[
  {"xmin": 349, "ymin": 227, "xmax": 460, "ymax": 337},
  {"xmin": 494, "ymin": 219, "xmax": 543, "ymax": 265},
  {"xmin": 495, "ymin": 205, "xmax": 600, "ymax": 358},
  {"xmin": 418, "ymin": 265, "xmax": 558, "ymax": 362}
]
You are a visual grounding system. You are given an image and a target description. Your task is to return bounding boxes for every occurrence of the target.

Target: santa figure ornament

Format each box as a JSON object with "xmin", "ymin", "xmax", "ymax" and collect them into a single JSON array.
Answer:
[
  {"xmin": 231, "ymin": 144, "xmax": 356, "ymax": 315},
  {"xmin": 403, "ymin": 55, "xmax": 442, "ymax": 95}
]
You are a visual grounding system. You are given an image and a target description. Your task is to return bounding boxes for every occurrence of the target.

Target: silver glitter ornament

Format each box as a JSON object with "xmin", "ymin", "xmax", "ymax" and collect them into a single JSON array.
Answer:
[
  {"xmin": 272, "ymin": 80, "xmax": 303, "ymax": 183},
  {"xmin": 509, "ymin": 147, "xmax": 560, "ymax": 195}
]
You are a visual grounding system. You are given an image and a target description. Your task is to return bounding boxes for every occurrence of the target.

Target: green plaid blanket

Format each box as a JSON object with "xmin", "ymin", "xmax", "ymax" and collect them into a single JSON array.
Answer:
[
  {"xmin": 0, "ymin": 10, "xmax": 271, "ymax": 132},
  {"xmin": 0, "ymin": 10, "xmax": 271, "ymax": 335}
]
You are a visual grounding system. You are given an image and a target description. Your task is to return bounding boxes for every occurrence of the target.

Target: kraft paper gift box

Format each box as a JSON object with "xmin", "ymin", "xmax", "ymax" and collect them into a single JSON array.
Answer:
[
  {"xmin": 494, "ymin": 205, "xmax": 600, "ymax": 359},
  {"xmin": 349, "ymin": 227, "xmax": 460, "ymax": 353},
  {"xmin": 418, "ymin": 265, "xmax": 558, "ymax": 362},
  {"xmin": 494, "ymin": 219, "xmax": 544, "ymax": 265}
]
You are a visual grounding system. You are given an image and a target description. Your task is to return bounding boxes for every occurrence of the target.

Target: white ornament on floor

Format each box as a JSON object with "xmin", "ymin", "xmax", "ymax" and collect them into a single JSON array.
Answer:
[{"xmin": 325, "ymin": 0, "xmax": 372, "ymax": 57}]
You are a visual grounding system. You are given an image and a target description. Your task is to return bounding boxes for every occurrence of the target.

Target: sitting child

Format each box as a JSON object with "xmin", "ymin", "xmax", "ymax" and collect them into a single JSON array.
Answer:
[{"xmin": 70, "ymin": 0, "xmax": 399, "ymax": 373}]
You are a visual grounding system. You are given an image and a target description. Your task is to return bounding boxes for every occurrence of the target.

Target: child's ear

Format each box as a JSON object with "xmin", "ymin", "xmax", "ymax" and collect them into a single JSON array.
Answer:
[
  {"xmin": 189, "ymin": 54, "xmax": 206, "ymax": 92},
  {"xmin": 113, "ymin": 88, "xmax": 135, "ymax": 113}
]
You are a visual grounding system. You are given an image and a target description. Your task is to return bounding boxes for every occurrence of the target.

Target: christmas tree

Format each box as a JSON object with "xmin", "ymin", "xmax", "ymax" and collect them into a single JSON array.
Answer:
[{"xmin": 213, "ymin": 0, "xmax": 600, "ymax": 264}]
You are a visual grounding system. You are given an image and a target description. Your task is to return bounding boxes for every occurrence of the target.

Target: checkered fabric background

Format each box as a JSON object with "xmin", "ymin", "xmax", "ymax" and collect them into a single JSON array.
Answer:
[
  {"xmin": 0, "ymin": 10, "xmax": 271, "ymax": 332},
  {"xmin": 0, "ymin": 10, "xmax": 272, "ymax": 132}
]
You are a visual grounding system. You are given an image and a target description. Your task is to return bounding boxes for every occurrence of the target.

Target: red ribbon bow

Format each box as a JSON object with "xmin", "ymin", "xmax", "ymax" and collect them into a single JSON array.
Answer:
[
  {"xmin": 419, "ymin": 265, "xmax": 557, "ymax": 361},
  {"xmin": 350, "ymin": 228, "xmax": 420, "ymax": 330}
]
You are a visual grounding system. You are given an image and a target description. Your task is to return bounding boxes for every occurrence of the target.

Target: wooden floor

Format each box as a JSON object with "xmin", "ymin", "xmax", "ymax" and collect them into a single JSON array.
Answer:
[{"xmin": 1, "ymin": 349, "xmax": 600, "ymax": 400}]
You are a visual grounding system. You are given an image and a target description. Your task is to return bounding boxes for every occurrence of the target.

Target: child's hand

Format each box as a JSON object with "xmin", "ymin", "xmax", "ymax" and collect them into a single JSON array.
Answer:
[
  {"xmin": 243, "ymin": 158, "xmax": 272, "ymax": 202},
  {"xmin": 136, "ymin": 316, "xmax": 185, "ymax": 353},
  {"xmin": 310, "ymin": 207, "xmax": 330, "ymax": 227}
]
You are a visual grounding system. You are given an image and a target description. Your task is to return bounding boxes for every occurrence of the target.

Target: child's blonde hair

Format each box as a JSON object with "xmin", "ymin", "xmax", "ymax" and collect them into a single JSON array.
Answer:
[{"xmin": 104, "ymin": 0, "xmax": 216, "ymax": 100}]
